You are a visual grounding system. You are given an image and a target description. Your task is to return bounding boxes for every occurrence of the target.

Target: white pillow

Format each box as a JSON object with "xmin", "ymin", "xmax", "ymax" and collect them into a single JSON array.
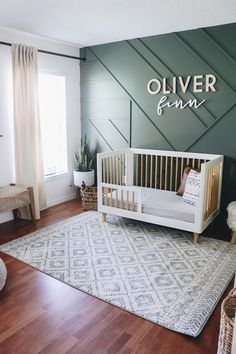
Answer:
[{"xmin": 183, "ymin": 169, "xmax": 201, "ymax": 206}]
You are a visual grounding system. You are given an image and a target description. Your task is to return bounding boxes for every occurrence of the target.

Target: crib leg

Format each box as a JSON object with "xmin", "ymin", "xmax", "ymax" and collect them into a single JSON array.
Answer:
[
  {"xmin": 231, "ymin": 231, "xmax": 236, "ymax": 244},
  {"xmin": 193, "ymin": 233, "xmax": 200, "ymax": 244},
  {"xmin": 101, "ymin": 212, "xmax": 107, "ymax": 222}
]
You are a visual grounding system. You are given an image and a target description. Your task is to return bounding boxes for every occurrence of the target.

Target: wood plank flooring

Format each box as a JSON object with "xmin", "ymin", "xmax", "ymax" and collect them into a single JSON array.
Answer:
[{"xmin": 0, "ymin": 200, "xmax": 233, "ymax": 354}]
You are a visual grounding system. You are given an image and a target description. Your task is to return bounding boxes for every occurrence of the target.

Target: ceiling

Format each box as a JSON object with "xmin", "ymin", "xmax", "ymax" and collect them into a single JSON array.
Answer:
[{"xmin": 0, "ymin": 0, "xmax": 236, "ymax": 47}]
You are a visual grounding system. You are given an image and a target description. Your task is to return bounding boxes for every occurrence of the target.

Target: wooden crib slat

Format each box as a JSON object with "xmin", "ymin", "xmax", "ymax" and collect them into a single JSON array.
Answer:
[
  {"xmin": 116, "ymin": 157, "xmax": 118, "ymax": 185},
  {"xmin": 214, "ymin": 165, "xmax": 218, "ymax": 212},
  {"xmin": 209, "ymin": 167, "xmax": 213, "ymax": 216},
  {"xmin": 145, "ymin": 155, "xmax": 148, "ymax": 188},
  {"xmin": 115, "ymin": 156, "xmax": 119, "ymax": 184},
  {"xmin": 216, "ymin": 163, "xmax": 220, "ymax": 208},
  {"xmin": 121, "ymin": 155, "xmax": 123, "ymax": 185},
  {"xmin": 211, "ymin": 166, "xmax": 214, "ymax": 215},
  {"xmin": 204, "ymin": 173, "xmax": 207, "ymax": 219},
  {"xmin": 141, "ymin": 154, "xmax": 143, "ymax": 187},
  {"xmin": 180, "ymin": 157, "xmax": 184, "ymax": 177},
  {"xmin": 116, "ymin": 189, "xmax": 118, "ymax": 208},
  {"xmin": 122, "ymin": 154, "xmax": 126, "ymax": 185},
  {"xmin": 112, "ymin": 157, "xmax": 114, "ymax": 184},
  {"xmin": 131, "ymin": 191, "xmax": 135, "ymax": 211},
  {"xmin": 213, "ymin": 164, "xmax": 219, "ymax": 213},
  {"xmin": 110, "ymin": 188, "xmax": 113, "ymax": 207},
  {"xmin": 208, "ymin": 167, "xmax": 212, "ymax": 218},
  {"xmin": 120, "ymin": 155, "xmax": 122, "ymax": 185},
  {"xmin": 212, "ymin": 165, "xmax": 216, "ymax": 214},
  {"xmin": 175, "ymin": 157, "xmax": 179, "ymax": 191},
  {"xmin": 113, "ymin": 156, "xmax": 116, "ymax": 185},
  {"xmin": 170, "ymin": 157, "xmax": 173, "ymax": 191},
  {"xmin": 198, "ymin": 159, "xmax": 201, "ymax": 170},
  {"xmin": 121, "ymin": 190, "xmax": 124, "ymax": 209},
  {"xmin": 105, "ymin": 187, "xmax": 108, "ymax": 206},
  {"xmin": 102, "ymin": 159, "xmax": 105, "ymax": 183},
  {"xmin": 206, "ymin": 167, "xmax": 212, "ymax": 219},
  {"xmin": 108, "ymin": 157, "xmax": 110, "ymax": 183},
  {"xmin": 211, "ymin": 166, "xmax": 215, "ymax": 215},
  {"xmin": 136, "ymin": 154, "xmax": 138, "ymax": 186},
  {"xmin": 165, "ymin": 156, "xmax": 168, "ymax": 190},
  {"xmin": 107, "ymin": 158, "xmax": 110, "ymax": 184},
  {"xmin": 150, "ymin": 155, "xmax": 153, "ymax": 188},
  {"xmin": 155, "ymin": 155, "xmax": 158, "ymax": 189},
  {"xmin": 127, "ymin": 191, "xmax": 129, "ymax": 210},
  {"xmin": 110, "ymin": 157, "xmax": 112, "ymax": 183},
  {"xmin": 160, "ymin": 156, "xmax": 163, "ymax": 190}
]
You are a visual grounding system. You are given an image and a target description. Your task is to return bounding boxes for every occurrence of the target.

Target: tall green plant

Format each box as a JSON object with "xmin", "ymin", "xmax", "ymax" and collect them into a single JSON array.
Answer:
[{"xmin": 74, "ymin": 136, "xmax": 96, "ymax": 172}]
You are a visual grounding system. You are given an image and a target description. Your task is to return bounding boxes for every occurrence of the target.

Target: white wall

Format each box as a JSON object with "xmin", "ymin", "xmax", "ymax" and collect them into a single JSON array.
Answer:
[{"xmin": 0, "ymin": 27, "xmax": 81, "ymax": 223}]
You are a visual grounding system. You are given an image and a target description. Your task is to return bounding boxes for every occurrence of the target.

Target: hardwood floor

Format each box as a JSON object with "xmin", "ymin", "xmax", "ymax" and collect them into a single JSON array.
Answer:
[{"xmin": 0, "ymin": 200, "xmax": 233, "ymax": 354}]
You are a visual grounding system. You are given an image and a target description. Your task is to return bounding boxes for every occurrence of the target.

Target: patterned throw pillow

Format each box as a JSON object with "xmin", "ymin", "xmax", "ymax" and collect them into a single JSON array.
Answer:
[{"xmin": 183, "ymin": 169, "xmax": 201, "ymax": 206}]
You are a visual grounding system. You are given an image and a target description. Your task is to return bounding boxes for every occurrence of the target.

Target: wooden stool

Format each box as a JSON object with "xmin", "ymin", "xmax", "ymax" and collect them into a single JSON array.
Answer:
[{"xmin": 0, "ymin": 185, "xmax": 36, "ymax": 223}]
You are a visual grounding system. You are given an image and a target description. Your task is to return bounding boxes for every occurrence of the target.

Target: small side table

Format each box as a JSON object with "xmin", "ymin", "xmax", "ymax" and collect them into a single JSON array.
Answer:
[{"xmin": 227, "ymin": 202, "xmax": 236, "ymax": 244}]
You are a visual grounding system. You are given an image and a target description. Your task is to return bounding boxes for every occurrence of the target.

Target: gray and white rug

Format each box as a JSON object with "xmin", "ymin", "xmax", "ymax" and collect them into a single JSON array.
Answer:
[{"xmin": 1, "ymin": 211, "xmax": 236, "ymax": 337}]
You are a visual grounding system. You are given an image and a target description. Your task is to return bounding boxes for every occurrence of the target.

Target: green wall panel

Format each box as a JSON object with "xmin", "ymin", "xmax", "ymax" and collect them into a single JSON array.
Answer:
[
  {"xmin": 81, "ymin": 99, "xmax": 130, "ymax": 119},
  {"xmin": 80, "ymin": 22, "xmax": 236, "ymax": 226}
]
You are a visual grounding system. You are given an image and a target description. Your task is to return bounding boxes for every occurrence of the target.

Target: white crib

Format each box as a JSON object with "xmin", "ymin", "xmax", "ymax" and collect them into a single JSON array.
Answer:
[{"xmin": 97, "ymin": 148, "xmax": 224, "ymax": 243}]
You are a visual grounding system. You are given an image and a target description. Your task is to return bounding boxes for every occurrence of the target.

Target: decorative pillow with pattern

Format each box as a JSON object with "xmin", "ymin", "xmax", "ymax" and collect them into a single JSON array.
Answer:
[{"xmin": 183, "ymin": 169, "xmax": 201, "ymax": 206}]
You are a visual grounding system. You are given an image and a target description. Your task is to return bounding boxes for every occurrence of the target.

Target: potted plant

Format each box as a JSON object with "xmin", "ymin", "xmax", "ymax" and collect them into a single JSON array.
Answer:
[{"xmin": 73, "ymin": 136, "xmax": 96, "ymax": 187}]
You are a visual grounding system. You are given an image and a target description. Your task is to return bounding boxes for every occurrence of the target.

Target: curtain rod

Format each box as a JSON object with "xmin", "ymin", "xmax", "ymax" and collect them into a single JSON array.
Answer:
[{"xmin": 0, "ymin": 40, "xmax": 86, "ymax": 61}]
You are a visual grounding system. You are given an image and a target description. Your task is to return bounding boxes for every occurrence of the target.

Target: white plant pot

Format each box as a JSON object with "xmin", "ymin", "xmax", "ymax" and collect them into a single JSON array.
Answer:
[{"xmin": 73, "ymin": 169, "xmax": 94, "ymax": 187}]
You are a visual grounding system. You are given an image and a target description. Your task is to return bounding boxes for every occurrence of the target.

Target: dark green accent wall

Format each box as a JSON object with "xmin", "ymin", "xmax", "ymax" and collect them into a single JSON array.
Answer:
[{"xmin": 80, "ymin": 23, "xmax": 236, "ymax": 223}]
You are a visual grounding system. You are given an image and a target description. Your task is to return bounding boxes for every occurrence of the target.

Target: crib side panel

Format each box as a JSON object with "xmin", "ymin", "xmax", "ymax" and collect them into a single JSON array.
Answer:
[
  {"xmin": 203, "ymin": 157, "xmax": 224, "ymax": 222},
  {"xmin": 195, "ymin": 156, "xmax": 224, "ymax": 232},
  {"xmin": 98, "ymin": 150, "xmax": 138, "ymax": 212}
]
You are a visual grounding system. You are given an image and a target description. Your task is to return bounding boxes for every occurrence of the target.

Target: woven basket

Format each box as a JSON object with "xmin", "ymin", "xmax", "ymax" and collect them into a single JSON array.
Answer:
[
  {"xmin": 81, "ymin": 186, "xmax": 97, "ymax": 211},
  {"xmin": 217, "ymin": 288, "xmax": 236, "ymax": 354}
]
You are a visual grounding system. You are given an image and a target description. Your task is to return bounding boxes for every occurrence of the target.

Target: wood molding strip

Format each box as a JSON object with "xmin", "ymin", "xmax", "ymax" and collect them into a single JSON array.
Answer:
[
  {"xmin": 185, "ymin": 102, "xmax": 236, "ymax": 151},
  {"xmin": 88, "ymin": 119, "xmax": 113, "ymax": 150},
  {"xmin": 174, "ymin": 32, "xmax": 236, "ymax": 95},
  {"xmin": 201, "ymin": 28, "xmax": 236, "ymax": 68},
  {"xmin": 88, "ymin": 47, "xmax": 175, "ymax": 150},
  {"xmin": 108, "ymin": 119, "xmax": 129, "ymax": 144}
]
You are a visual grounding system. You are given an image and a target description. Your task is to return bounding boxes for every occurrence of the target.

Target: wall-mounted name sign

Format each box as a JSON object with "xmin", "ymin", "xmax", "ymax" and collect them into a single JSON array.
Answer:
[{"xmin": 147, "ymin": 74, "xmax": 217, "ymax": 116}]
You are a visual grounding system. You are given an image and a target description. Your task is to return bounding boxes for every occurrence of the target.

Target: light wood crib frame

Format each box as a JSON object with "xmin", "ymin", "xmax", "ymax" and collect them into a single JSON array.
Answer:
[{"xmin": 97, "ymin": 148, "xmax": 224, "ymax": 243}]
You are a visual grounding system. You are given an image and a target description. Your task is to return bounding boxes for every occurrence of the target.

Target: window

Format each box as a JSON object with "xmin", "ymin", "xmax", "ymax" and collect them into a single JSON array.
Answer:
[{"xmin": 38, "ymin": 73, "xmax": 68, "ymax": 178}]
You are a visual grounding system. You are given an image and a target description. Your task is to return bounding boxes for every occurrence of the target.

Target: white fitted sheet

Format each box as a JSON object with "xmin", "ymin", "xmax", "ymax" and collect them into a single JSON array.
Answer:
[
  {"xmin": 141, "ymin": 188, "xmax": 195, "ymax": 223},
  {"xmin": 105, "ymin": 187, "xmax": 195, "ymax": 223}
]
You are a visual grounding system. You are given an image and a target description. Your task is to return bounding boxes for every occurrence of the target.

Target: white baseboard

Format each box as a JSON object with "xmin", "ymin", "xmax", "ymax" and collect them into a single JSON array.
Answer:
[
  {"xmin": 0, "ymin": 211, "xmax": 13, "ymax": 224},
  {"xmin": 46, "ymin": 193, "xmax": 76, "ymax": 208}
]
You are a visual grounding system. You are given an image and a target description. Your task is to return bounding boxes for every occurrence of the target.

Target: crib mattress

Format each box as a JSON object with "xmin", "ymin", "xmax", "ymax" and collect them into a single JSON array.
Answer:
[
  {"xmin": 106, "ymin": 187, "xmax": 195, "ymax": 223},
  {"xmin": 141, "ymin": 188, "xmax": 195, "ymax": 223}
]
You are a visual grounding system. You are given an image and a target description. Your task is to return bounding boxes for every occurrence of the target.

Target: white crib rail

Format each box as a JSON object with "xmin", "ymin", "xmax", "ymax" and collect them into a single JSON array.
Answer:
[{"xmin": 99, "ymin": 183, "xmax": 142, "ymax": 213}]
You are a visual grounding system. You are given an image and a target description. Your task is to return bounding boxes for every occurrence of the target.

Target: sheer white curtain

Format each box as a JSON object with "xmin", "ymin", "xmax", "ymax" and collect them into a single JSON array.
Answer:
[{"xmin": 11, "ymin": 44, "xmax": 47, "ymax": 219}]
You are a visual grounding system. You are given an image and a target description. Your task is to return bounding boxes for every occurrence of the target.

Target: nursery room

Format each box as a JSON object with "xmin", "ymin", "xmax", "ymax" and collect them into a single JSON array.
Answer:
[{"xmin": 0, "ymin": 1, "xmax": 236, "ymax": 353}]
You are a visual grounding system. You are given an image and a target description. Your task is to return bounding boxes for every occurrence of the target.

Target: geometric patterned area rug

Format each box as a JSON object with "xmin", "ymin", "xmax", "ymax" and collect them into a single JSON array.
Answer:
[{"xmin": 1, "ymin": 211, "xmax": 236, "ymax": 337}]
